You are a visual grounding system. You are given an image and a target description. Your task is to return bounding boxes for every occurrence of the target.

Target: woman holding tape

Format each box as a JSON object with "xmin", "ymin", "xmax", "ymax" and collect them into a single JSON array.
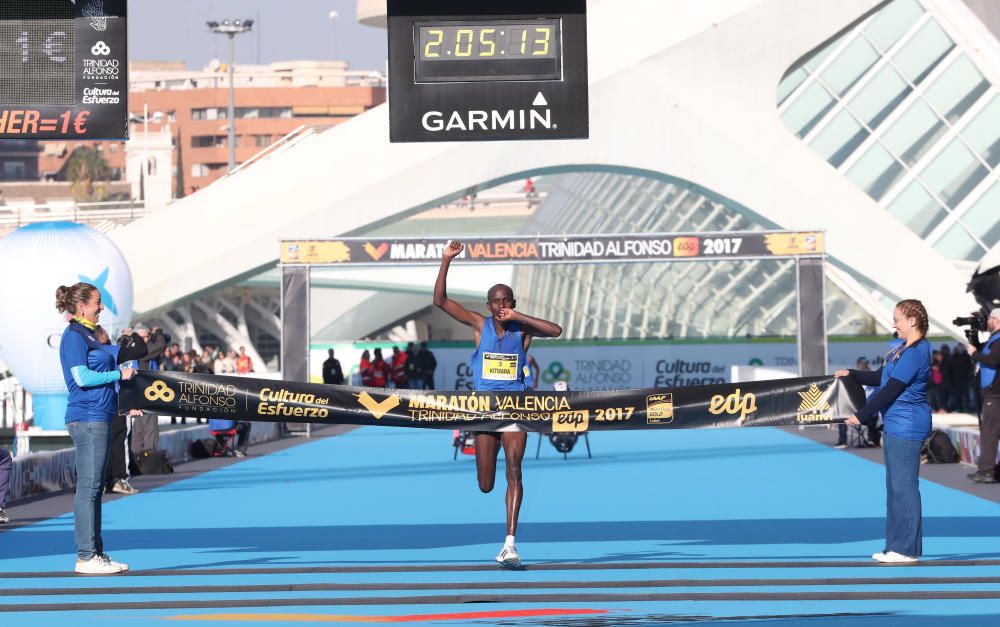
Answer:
[
  {"xmin": 56, "ymin": 282, "xmax": 140, "ymax": 575},
  {"xmin": 836, "ymin": 299, "xmax": 932, "ymax": 564}
]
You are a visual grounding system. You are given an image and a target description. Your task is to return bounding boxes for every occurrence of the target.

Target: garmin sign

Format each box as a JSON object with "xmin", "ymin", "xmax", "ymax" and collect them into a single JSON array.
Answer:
[
  {"xmin": 387, "ymin": 0, "xmax": 588, "ymax": 142},
  {"xmin": 420, "ymin": 92, "xmax": 555, "ymax": 134}
]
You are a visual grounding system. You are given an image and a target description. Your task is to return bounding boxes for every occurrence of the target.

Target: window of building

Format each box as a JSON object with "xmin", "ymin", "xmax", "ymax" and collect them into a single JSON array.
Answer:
[
  {"xmin": 847, "ymin": 64, "xmax": 910, "ymax": 130},
  {"xmin": 885, "ymin": 180, "xmax": 946, "ymax": 237},
  {"xmin": 881, "ymin": 99, "xmax": 946, "ymax": 166},
  {"xmin": 962, "ymin": 94, "xmax": 1000, "ymax": 167},
  {"xmin": 782, "ymin": 82, "xmax": 835, "ymax": 137},
  {"xmin": 810, "ymin": 109, "xmax": 867, "ymax": 167},
  {"xmin": 933, "ymin": 223, "xmax": 982, "ymax": 261},
  {"xmin": 193, "ymin": 108, "xmax": 222, "ymax": 120},
  {"xmin": 820, "ymin": 37, "xmax": 879, "ymax": 96},
  {"xmin": 191, "ymin": 135, "xmax": 225, "ymax": 148},
  {"xmin": 191, "ymin": 163, "xmax": 209, "ymax": 177},
  {"xmin": 918, "ymin": 137, "xmax": 987, "ymax": 207},
  {"xmin": 2, "ymin": 161, "xmax": 26, "ymax": 179},
  {"xmin": 845, "ymin": 142, "xmax": 905, "ymax": 201},
  {"xmin": 892, "ymin": 19, "xmax": 952, "ymax": 85},
  {"xmin": 864, "ymin": 0, "xmax": 923, "ymax": 51},
  {"xmin": 254, "ymin": 135, "xmax": 273, "ymax": 147},
  {"xmin": 960, "ymin": 183, "xmax": 1000, "ymax": 248},
  {"xmin": 924, "ymin": 55, "xmax": 989, "ymax": 122}
]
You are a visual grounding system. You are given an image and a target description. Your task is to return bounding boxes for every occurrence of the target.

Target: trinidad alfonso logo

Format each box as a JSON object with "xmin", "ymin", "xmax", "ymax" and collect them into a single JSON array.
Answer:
[
  {"xmin": 144, "ymin": 380, "xmax": 175, "ymax": 402},
  {"xmin": 796, "ymin": 383, "xmax": 832, "ymax": 424}
]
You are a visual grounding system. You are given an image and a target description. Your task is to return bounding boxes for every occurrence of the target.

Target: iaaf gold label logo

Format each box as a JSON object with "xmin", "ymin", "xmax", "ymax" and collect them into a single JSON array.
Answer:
[
  {"xmin": 552, "ymin": 410, "xmax": 589, "ymax": 433},
  {"xmin": 144, "ymin": 380, "xmax": 175, "ymax": 402},
  {"xmin": 796, "ymin": 383, "xmax": 832, "ymax": 424},
  {"xmin": 709, "ymin": 388, "xmax": 757, "ymax": 424},
  {"xmin": 174, "ymin": 381, "xmax": 238, "ymax": 415},
  {"xmin": 646, "ymin": 393, "xmax": 674, "ymax": 425}
]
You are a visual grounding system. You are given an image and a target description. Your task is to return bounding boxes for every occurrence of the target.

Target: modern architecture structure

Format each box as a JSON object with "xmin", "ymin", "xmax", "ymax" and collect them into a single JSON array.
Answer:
[{"xmin": 90, "ymin": 0, "xmax": 999, "ymax": 367}]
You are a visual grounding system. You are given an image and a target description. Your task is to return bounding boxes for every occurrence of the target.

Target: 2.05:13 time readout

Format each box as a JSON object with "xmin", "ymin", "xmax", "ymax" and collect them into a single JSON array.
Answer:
[{"xmin": 417, "ymin": 22, "xmax": 559, "ymax": 61}]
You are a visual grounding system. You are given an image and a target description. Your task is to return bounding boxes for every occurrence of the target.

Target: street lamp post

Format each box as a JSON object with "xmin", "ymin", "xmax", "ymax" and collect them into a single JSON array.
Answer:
[{"xmin": 206, "ymin": 18, "xmax": 254, "ymax": 173}]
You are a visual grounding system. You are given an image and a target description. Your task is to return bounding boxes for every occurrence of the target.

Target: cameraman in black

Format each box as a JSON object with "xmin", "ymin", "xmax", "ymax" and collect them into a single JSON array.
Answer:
[{"xmin": 966, "ymin": 308, "xmax": 1000, "ymax": 484}]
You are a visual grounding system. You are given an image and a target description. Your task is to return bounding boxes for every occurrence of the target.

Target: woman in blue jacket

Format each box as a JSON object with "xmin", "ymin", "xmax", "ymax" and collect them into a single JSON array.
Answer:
[
  {"xmin": 56, "ymin": 282, "xmax": 138, "ymax": 575},
  {"xmin": 836, "ymin": 299, "xmax": 932, "ymax": 564}
]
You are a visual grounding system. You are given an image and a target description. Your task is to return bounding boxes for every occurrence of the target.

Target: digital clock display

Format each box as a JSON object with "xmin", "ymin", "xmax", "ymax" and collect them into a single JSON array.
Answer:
[
  {"xmin": 414, "ymin": 20, "xmax": 561, "ymax": 83},
  {"xmin": 0, "ymin": 0, "xmax": 75, "ymax": 105}
]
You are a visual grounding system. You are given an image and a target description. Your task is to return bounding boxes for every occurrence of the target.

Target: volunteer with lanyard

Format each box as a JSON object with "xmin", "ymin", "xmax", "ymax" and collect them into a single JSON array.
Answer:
[
  {"xmin": 836, "ymin": 299, "xmax": 931, "ymax": 564},
  {"xmin": 56, "ymin": 282, "xmax": 138, "ymax": 575},
  {"xmin": 966, "ymin": 308, "xmax": 1000, "ymax": 484}
]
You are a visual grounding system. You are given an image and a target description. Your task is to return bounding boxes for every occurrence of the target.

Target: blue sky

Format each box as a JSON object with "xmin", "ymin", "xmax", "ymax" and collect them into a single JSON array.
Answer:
[{"xmin": 129, "ymin": 0, "xmax": 387, "ymax": 72}]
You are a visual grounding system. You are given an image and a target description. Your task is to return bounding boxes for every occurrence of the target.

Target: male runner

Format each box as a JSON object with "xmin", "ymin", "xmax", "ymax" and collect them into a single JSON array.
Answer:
[{"xmin": 434, "ymin": 240, "xmax": 562, "ymax": 567}]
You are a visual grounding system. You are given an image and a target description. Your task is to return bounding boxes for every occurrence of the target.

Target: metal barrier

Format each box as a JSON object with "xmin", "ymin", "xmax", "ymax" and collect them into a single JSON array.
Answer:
[{"xmin": 0, "ymin": 200, "xmax": 153, "ymax": 232}]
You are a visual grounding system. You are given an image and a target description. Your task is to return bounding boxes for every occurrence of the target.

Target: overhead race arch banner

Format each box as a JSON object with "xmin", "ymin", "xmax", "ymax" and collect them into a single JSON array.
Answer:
[
  {"xmin": 280, "ymin": 232, "xmax": 824, "ymax": 266},
  {"xmin": 120, "ymin": 371, "xmax": 865, "ymax": 433}
]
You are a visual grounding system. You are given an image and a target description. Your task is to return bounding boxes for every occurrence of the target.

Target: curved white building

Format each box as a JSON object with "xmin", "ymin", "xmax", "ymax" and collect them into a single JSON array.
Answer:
[{"xmin": 105, "ymin": 0, "xmax": 1000, "ymax": 360}]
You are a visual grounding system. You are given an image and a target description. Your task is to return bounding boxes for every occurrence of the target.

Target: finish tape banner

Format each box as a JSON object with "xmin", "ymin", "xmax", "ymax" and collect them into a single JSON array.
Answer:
[{"xmin": 120, "ymin": 371, "xmax": 865, "ymax": 433}]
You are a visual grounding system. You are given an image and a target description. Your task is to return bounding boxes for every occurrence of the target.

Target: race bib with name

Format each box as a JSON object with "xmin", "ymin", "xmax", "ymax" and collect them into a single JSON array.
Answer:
[{"xmin": 482, "ymin": 352, "xmax": 519, "ymax": 381}]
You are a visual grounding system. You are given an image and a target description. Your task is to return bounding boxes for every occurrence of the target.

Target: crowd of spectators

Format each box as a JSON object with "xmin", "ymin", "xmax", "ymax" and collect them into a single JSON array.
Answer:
[
  {"xmin": 928, "ymin": 343, "xmax": 980, "ymax": 413},
  {"xmin": 115, "ymin": 328, "xmax": 256, "ymax": 431},
  {"xmin": 358, "ymin": 342, "xmax": 437, "ymax": 389}
]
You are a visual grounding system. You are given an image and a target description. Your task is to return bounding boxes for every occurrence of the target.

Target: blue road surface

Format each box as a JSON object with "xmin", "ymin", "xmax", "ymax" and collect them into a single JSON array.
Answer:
[{"xmin": 2, "ymin": 426, "xmax": 1000, "ymax": 625}]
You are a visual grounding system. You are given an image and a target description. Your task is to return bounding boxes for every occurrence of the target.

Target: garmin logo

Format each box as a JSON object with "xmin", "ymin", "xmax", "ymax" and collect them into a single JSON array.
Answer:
[{"xmin": 422, "ymin": 92, "xmax": 554, "ymax": 133}]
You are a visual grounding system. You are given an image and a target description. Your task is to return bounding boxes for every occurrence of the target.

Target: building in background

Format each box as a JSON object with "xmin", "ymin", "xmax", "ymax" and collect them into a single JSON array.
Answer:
[{"xmin": 0, "ymin": 60, "xmax": 385, "ymax": 208}]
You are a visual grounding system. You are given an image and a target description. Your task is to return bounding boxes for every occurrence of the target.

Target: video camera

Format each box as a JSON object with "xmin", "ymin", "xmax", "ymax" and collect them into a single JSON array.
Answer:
[{"xmin": 953, "ymin": 310, "xmax": 988, "ymax": 347}]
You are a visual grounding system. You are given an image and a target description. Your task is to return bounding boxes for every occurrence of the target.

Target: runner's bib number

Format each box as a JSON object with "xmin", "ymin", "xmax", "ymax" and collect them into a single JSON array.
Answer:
[{"xmin": 482, "ymin": 352, "xmax": 519, "ymax": 381}]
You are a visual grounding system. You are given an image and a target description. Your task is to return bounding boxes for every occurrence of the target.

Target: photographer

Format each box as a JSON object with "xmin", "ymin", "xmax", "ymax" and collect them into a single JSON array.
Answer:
[{"xmin": 966, "ymin": 309, "xmax": 1000, "ymax": 484}]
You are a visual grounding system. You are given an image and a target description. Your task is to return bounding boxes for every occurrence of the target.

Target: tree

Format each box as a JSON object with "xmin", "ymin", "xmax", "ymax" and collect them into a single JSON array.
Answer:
[{"xmin": 66, "ymin": 146, "xmax": 112, "ymax": 202}]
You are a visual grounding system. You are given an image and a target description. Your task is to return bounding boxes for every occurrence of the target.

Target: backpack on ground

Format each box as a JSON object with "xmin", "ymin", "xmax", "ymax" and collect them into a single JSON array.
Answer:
[
  {"xmin": 136, "ymin": 449, "xmax": 174, "ymax": 474},
  {"xmin": 921, "ymin": 429, "xmax": 959, "ymax": 464},
  {"xmin": 190, "ymin": 438, "xmax": 220, "ymax": 458}
]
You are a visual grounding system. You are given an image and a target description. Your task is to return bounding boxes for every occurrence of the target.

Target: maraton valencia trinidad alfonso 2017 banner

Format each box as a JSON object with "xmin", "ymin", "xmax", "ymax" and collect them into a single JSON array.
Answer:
[{"xmin": 119, "ymin": 371, "xmax": 866, "ymax": 433}]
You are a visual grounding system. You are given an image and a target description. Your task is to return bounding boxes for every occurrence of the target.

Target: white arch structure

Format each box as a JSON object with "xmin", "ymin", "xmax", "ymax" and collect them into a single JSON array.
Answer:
[{"xmin": 110, "ymin": 0, "xmax": 977, "ymax": 339}]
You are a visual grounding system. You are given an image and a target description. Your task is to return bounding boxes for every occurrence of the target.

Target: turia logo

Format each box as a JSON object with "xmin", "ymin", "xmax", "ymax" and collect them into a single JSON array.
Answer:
[
  {"xmin": 84, "ymin": 0, "xmax": 108, "ymax": 32},
  {"xmin": 363, "ymin": 242, "xmax": 389, "ymax": 261},
  {"xmin": 144, "ymin": 380, "xmax": 175, "ymax": 402},
  {"xmin": 356, "ymin": 391, "xmax": 400, "ymax": 420},
  {"xmin": 796, "ymin": 383, "xmax": 833, "ymax": 424}
]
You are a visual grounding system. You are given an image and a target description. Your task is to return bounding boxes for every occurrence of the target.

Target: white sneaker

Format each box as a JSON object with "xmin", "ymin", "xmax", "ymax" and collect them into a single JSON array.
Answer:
[
  {"xmin": 834, "ymin": 444, "xmax": 848, "ymax": 449},
  {"xmin": 102, "ymin": 553, "xmax": 129, "ymax": 572},
  {"xmin": 112, "ymin": 479, "xmax": 139, "ymax": 495},
  {"xmin": 496, "ymin": 545, "xmax": 521, "ymax": 568},
  {"xmin": 872, "ymin": 551, "xmax": 918, "ymax": 564},
  {"xmin": 75, "ymin": 554, "xmax": 123, "ymax": 575}
]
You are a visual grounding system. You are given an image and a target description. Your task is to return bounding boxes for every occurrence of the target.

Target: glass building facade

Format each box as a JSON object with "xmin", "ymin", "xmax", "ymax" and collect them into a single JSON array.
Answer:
[
  {"xmin": 778, "ymin": 0, "xmax": 1000, "ymax": 262},
  {"xmin": 511, "ymin": 172, "xmax": 877, "ymax": 339},
  {"xmin": 509, "ymin": 0, "xmax": 1000, "ymax": 340}
]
